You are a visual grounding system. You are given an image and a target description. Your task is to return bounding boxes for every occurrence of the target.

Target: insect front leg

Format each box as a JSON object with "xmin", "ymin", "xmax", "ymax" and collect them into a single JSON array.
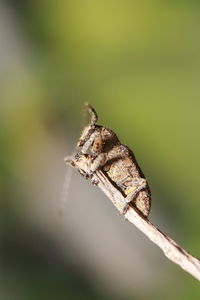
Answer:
[
  {"xmin": 90, "ymin": 153, "xmax": 107, "ymax": 172},
  {"xmin": 78, "ymin": 153, "xmax": 106, "ymax": 185},
  {"xmin": 75, "ymin": 155, "xmax": 100, "ymax": 185},
  {"xmin": 122, "ymin": 178, "xmax": 147, "ymax": 215},
  {"xmin": 64, "ymin": 156, "xmax": 76, "ymax": 167},
  {"xmin": 81, "ymin": 131, "xmax": 99, "ymax": 154}
]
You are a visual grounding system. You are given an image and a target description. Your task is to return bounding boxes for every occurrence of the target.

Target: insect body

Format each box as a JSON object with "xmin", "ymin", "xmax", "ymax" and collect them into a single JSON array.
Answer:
[{"xmin": 76, "ymin": 103, "xmax": 151, "ymax": 217}]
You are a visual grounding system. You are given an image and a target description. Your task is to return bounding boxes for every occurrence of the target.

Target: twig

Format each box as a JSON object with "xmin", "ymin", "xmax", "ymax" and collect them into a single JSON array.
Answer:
[{"xmin": 65, "ymin": 154, "xmax": 200, "ymax": 282}]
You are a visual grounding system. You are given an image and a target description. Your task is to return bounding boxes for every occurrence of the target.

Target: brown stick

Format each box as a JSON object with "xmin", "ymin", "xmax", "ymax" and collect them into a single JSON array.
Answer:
[{"xmin": 65, "ymin": 154, "xmax": 200, "ymax": 282}]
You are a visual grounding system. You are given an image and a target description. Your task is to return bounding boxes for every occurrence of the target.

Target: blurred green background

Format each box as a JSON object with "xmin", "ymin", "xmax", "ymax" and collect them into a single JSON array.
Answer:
[{"xmin": 1, "ymin": 0, "xmax": 200, "ymax": 299}]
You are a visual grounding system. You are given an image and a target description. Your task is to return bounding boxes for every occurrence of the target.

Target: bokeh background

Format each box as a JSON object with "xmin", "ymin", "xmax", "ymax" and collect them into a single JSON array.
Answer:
[{"xmin": 1, "ymin": 0, "xmax": 200, "ymax": 299}]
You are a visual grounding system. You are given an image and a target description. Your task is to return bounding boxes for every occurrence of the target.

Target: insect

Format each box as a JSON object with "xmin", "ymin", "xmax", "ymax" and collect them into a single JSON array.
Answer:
[{"xmin": 65, "ymin": 103, "xmax": 151, "ymax": 218}]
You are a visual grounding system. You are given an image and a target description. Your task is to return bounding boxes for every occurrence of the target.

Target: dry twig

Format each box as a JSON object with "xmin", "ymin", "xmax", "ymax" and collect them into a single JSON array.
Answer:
[{"xmin": 66, "ymin": 153, "xmax": 200, "ymax": 282}]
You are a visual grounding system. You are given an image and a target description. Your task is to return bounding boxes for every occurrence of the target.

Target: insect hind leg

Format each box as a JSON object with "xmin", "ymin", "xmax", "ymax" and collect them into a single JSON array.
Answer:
[{"xmin": 122, "ymin": 178, "xmax": 147, "ymax": 215}]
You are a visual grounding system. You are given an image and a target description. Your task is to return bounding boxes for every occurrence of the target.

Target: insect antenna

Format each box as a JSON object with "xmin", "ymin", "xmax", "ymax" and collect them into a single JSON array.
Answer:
[{"xmin": 85, "ymin": 102, "xmax": 98, "ymax": 125}]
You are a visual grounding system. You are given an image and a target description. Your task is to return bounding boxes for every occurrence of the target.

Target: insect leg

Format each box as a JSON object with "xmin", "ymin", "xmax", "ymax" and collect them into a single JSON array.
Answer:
[
  {"xmin": 80, "ymin": 153, "xmax": 107, "ymax": 183},
  {"xmin": 64, "ymin": 156, "xmax": 76, "ymax": 167},
  {"xmin": 122, "ymin": 178, "xmax": 147, "ymax": 215},
  {"xmin": 81, "ymin": 131, "xmax": 99, "ymax": 154},
  {"xmin": 90, "ymin": 153, "xmax": 107, "ymax": 172}
]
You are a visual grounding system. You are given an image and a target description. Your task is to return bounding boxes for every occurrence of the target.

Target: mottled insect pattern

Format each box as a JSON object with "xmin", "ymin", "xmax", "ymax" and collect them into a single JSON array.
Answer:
[{"xmin": 66, "ymin": 103, "xmax": 151, "ymax": 218}]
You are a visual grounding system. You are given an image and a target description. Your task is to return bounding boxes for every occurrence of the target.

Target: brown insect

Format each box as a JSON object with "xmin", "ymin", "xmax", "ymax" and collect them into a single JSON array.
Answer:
[{"xmin": 65, "ymin": 103, "xmax": 151, "ymax": 217}]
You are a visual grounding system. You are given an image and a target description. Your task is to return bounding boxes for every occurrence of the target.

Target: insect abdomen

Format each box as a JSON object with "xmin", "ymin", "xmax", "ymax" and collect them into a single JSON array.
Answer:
[{"xmin": 103, "ymin": 145, "xmax": 151, "ymax": 216}]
